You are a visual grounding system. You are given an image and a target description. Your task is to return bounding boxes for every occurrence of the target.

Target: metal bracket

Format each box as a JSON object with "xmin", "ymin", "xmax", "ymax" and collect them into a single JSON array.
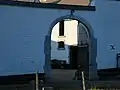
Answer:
[
  {"xmin": 70, "ymin": 10, "xmax": 75, "ymax": 16},
  {"xmin": 110, "ymin": 44, "xmax": 115, "ymax": 50}
]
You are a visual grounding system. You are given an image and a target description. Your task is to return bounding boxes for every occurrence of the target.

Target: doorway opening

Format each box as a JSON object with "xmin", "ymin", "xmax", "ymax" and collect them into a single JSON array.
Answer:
[{"xmin": 50, "ymin": 18, "xmax": 90, "ymax": 80}]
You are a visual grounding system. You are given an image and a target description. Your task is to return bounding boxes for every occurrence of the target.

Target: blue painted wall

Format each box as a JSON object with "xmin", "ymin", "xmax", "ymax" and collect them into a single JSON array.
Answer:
[
  {"xmin": 0, "ymin": 3, "xmax": 97, "ymax": 77},
  {"xmin": 94, "ymin": 0, "xmax": 120, "ymax": 69}
]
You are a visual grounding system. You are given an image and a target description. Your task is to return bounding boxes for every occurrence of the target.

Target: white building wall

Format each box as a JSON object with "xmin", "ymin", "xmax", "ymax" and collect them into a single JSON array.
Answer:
[{"xmin": 51, "ymin": 20, "xmax": 78, "ymax": 63}]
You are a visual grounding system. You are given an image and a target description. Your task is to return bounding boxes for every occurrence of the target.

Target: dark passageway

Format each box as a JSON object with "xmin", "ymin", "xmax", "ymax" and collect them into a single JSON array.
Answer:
[
  {"xmin": 69, "ymin": 46, "xmax": 78, "ymax": 69},
  {"xmin": 49, "ymin": 18, "xmax": 91, "ymax": 88}
]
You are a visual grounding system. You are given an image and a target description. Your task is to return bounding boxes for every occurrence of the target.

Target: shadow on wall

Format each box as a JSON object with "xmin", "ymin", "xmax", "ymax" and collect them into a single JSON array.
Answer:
[
  {"xmin": 51, "ymin": 40, "xmax": 70, "ymax": 64},
  {"xmin": 50, "ymin": 39, "xmax": 90, "ymax": 69}
]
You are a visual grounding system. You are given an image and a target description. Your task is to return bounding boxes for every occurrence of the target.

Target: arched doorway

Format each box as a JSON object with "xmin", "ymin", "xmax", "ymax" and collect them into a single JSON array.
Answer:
[{"xmin": 44, "ymin": 15, "xmax": 97, "ymax": 82}]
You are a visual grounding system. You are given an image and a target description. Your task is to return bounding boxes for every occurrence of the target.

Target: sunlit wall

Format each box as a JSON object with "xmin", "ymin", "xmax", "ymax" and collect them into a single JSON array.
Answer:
[{"xmin": 51, "ymin": 20, "xmax": 78, "ymax": 62}]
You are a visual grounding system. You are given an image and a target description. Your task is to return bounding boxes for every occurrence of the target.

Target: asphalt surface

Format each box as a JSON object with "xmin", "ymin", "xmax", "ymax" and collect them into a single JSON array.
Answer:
[{"xmin": 0, "ymin": 69, "xmax": 120, "ymax": 90}]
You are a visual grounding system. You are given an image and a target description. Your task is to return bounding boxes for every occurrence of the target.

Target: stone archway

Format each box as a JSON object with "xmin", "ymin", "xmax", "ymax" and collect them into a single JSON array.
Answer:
[{"xmin": 44, "ymin": 15, "xmax": 98, "ymax": 80}]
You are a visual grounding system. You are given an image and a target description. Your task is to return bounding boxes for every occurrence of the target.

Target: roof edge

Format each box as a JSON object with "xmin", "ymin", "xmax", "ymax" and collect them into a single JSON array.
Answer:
[{"xmin": 0, "ymin": 0, "xmax": 96, "ymax": 11}]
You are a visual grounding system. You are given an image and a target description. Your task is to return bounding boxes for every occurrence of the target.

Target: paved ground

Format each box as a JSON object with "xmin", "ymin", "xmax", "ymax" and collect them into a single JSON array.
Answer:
[
  {"xmin": 0, "ymin": 69, "xmax": 120, "ymax": 90},
  {"xmin": 0, "ymin": 84, "xmax": 31, "ymax": 90},
  {"xmin": 0, "ymin": 81, "xmax": 120, "ymax": 90}
]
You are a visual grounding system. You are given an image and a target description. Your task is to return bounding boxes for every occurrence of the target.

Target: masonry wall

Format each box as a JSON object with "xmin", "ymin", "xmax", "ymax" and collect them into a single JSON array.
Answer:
[
  {"xmin": 95, "ymin": 0, "xmax": 120, "ymax": 69},
  {"xmin": 0, "ymin": 4, "xmax": 96, "ymax": 78}
]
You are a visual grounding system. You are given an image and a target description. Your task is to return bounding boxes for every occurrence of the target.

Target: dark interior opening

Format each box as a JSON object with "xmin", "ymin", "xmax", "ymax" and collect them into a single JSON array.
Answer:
[
  {"xmin": 57, "ymin": 41, "xmax": 65, "ymax": 50},
  {"xmin": 51, "ymin": 45, "xmax": 89, "ymax": 73},
  {"xmin": 69, "ymin": 45, "xmax": 89, "ymax": 70},
  {"xmin": 59, "ymin": 20, "xmax": 64, "ymax": 36},
  {"xmin": 69, "ymin": 46, "xmax": 78, "ymax": 69},
  {"xmin": 77, "ymin": 46, "xmax": 89, "ymax": 79}
]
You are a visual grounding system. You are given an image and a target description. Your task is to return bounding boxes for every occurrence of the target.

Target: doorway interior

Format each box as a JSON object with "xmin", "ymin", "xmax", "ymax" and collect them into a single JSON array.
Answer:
[{"xmin": 50, "ymin": 18, "xmax": 90, "ymax": 80}]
